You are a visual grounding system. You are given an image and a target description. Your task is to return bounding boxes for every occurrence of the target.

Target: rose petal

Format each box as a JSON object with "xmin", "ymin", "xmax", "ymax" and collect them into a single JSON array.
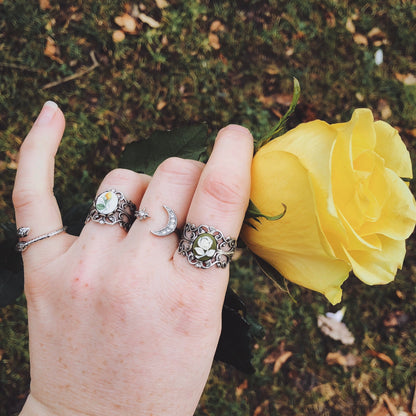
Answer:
[
  {"xmin": 359, "ymin": 168, "xmax": 416, "ymax": 239},
  {"xmin": 242, "ymin": 150, "xmax": 350, "ymax": 304},
  {"xmin": 374, "ymin": 120, "xmax": 413, "ymax": 179},
  {"xmin": 344, "ymin": 236, "xmax": 405, "ymax": 285}
]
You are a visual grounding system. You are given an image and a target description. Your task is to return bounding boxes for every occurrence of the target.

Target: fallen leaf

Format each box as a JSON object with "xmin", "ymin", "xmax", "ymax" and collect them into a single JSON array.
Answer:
[
  {"xmin": 346, "ymin": 17, "xmax": 356, "ymax": 33},
  {"xmin": 381, "ymin": 394, "xmax": 399, "ymax": 416},
  {"xmin": 317, "ymin": 315, "xmax": 355, "ymax": 345},
  {"xmin": 368, "ymin": 27, "xmax": 388, "ymax": 45},
  {"xmin": 353, "ymin": 33, "xmax": 368, "ymax": 46},
  {"xmin": 326, "ymin": 12, "xmax": 336, "ymax": 28},
  {"xmin": 367, "ymin": 350, "xmax": 394, "ymax": 366},
  {"xmin": 155, "ymin": 0, "xmax": 169, "ymax": 8},
  {"xmin": 39, "ymin": 0, "xmax": 51, "ymax": 10},
  {"xmin": 210, "ymin": 20, "xmax": 225, "ymax": 32},
  {"xmin": 44, "ymin": 36, "xmax": 63, "ymax": 64},
  {"xmin": 235, "ymin": 379, "xmax": 248, "ymax": 398},
  {"xmin": 156, "ymin": 100, "xmax": 167, "ymax": 110},
  {"xmin": 285, "ymin": 47, "xmax": 294, "ymax": 56},
  {"xmin": 253, "ymin": 400, "xmax": 269, "ymax": 416},
  {"xmin": 395, "ymin": 73, "xmax": 416, "ymax": 86},
  {"xmin": 264, "ymin": 64, "xmax": 280, "ymax": 75},
  {"xmin": 208, "ymin": 32, "xmax": 220, "ymax": 49},
  {"xmin": 273, "ymin": 351, "xmax": 292, "ymax": 373},
  {"xmin": 367, "ymin": 400, "xmax": 390, "ymax": 416},
  {"xmin": 0, "ymin": 349, "xmax": 4, "ymax": 361},
  {"xmin": 326, "ymin": 351, "xmax": 361, "ymax": 367},
  {"xmin": 377, "ymin": 99, "xmax": 392, "ymax": 120},
  {"xmin": 383, "ymin": 311, "xmax": 409, "ymax": 328},
  {"xmin": 138, "ymin": 12, "xmax": 161, "ymax": 28},
  {"xmin": 112, "ymin": 30, "xmax": 126, "ymax": 43},
  {"xmin": 411, "ymin": 385, "xmax": 416, "ymax": 415},
  {"xmin": 114, "ymin": 13, "xmax": 137, "ymax": 34}
]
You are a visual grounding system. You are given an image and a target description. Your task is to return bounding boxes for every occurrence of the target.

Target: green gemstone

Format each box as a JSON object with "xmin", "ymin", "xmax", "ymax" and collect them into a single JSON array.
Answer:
[{"xmin": 192, "ymin": 233, "xmax": 217, "ymax": 261}]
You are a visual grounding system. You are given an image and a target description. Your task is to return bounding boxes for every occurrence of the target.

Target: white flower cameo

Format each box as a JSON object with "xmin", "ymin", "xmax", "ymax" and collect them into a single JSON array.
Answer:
[{"xmin": 193, "ymin": 234, "xmax": 217, "ymax": 260}]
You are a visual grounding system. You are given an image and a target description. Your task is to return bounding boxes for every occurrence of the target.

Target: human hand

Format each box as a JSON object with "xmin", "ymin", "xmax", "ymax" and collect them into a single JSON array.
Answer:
[{"xmin": 14, "ymin": 102, "xmax": 253, "ymax": 416}]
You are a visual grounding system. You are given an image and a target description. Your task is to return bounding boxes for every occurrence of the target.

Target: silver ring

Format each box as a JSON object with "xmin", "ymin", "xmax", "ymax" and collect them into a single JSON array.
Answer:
[
  {"xmin": 16, "ymin": 226, "xmax": 67, "ymax": 252},
  {"xmin": 85, "ymin": 190, "xmax": 136, "ymax": 231},
  {"xmin": 178, "ymin": 223, "xmax": 236, "ymax": 268}
]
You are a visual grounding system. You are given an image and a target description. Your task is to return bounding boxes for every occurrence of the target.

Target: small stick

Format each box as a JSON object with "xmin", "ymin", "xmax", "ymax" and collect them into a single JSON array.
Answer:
[
  {"xmin": 0, "ymin": 62, "xmax": 42, "ymax": 73},
  {"xmin": 42, "ymin": 51, "xmax": 99, "ymax": 90}
]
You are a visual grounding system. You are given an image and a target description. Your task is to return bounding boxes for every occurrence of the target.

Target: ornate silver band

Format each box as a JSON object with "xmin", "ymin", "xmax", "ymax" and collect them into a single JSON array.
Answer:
[
  {"xmin": 178, "ymin": 223, "xmax": 236, "ymax": 269},
  {"xmin": 85, "ymin": 190, "xmax": 136, "ymax": 231},
  {"xmin": 16, "ymin": 226, "xmax": 67, "ymax": 252}
]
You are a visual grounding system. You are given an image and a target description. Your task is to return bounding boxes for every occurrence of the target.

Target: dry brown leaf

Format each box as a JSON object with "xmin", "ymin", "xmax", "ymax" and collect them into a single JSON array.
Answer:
[
  {"xmin": 367, "ymin": 350, "xmax": 394, "ymax": 366},
  {"xmin": 368, "ymin": 27, "xmax": 386, "ymax": 39},
  {"xmin": 383, "ymin": 311, "xmax": 409, "ymax": 328},
  {"xmin": 208, "ymin": 32, "xmax": 221, "ymax": 50},
  {"xmin": 210, "ymin": 20, "xmax": 225, "ymax": 32},
  {"xmin": 353, "ymin": 33, "xmax": 368, "ymax": 46},
  {"xmin": 155, "ymin": 0, "xmax": 169, "ymax": 8},
  {"xmin": 411, "ymin": 385, "xmax": 416, "ymax": 415},
  {"xmin": 285, "ymin": 47, "xmax": 294, "ymax": 56},
  {"xmin": 264, "ymin": 64, "xmax": 279, "ymax": 75},
  {"xmin": 377, "ymin": 99, "xmax": 392, "ymax": 120},
  {"xmin": 138, "ymin": 12, "xmax": 160, "ymax": 28},
  {"xmin": 114, "ymin": 13, "xmax": 137, "ymax": 34},
  {"xmin": 253, "ymin": 400, "xmax": 269, "ymax": 416},
  {"xmin": 0, "ymin": 349, "xmax": 4, "ymax": 361},
  {"xmin": 326, "ymin": 351, "xmax": 361, "ymax": 367},
  {"xmin": 366, "ymin": 400, "xmax": 390, "ymax": 416},
  {"xmin": 317, "ymin": 315, "xmax": 355, "ymax": 345},
  {"xmin": 273, "ymin": 351, "xmax": 292, "ymax": 373},
  {"xmin": 326, "ymin": 12, "xmax": 336, "ymax": 28},
  {"xmin": 156, "ymin": 100, "xmax": 167, "ymax": 110},
  {"xmin": 112, "ymin": 30, "xmax": 126, "ymax": 43},
  {"xmin": 235, "ymin": 379, "xmax": 248, "ymax": 398},
  {"xmin": 39, "ymin": 0, "xmax": 51, "ymax": 10},
  {"xmin": 395, "ymin": 73, "xmax": 416, "ymax": 86},
  {"xmin": 381, "ymin": 394, "xmax": 399, "ymax": 416},
  {"xmin": 346, "ymin": 17, "xmax": 356, "ymax": 33},
  {"xmin": 44, "ymin": 36, "xmax": 63, "ymax": 64}
]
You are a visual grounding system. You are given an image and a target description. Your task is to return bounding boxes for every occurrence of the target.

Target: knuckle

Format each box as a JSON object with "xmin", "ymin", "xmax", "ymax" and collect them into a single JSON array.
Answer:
[
  {"xmin": 200, "ymin": 173, "xmax": 246, "ymax": 211},
  {"xmin": 102, "ymin": 168, "xmax": 144, "ymax": 187},
  {"xmin": 12, "ymin": 186, "xmax": 43, "ymax": 211},
  {"xmin": 157, "ymin": 157, "xmax": 203, "ymax": 186}
]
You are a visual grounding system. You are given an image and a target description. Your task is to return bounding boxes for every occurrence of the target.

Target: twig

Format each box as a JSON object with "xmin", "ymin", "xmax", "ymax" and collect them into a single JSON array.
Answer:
[
  {"xmin": 0, "ymin": 62, "xmax": 42, "ymax": 73},
  {"xmin": 411, "ymin": 384, "xmax": 416, "ymax": 415},
  {"xmin": 42, "ymin": 51, "xmax": 99, "ymax": 90}
]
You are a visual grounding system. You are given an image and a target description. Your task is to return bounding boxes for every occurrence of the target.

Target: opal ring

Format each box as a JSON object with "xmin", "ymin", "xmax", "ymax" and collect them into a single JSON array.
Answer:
[
  {"xmin": 178, "ymin": 223, "xmax": 236, "ymax": 269},
  {"xmin": 85, "ymin": 190, "xmax": 136, "ymax": 231},
  {"xmin": 16, "ymin": 226, "xmax": 67, "ymax": 252}
]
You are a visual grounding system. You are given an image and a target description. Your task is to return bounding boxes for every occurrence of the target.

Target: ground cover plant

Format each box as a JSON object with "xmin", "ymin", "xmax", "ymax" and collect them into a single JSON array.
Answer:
[{"xmin": 1, "ymin": 0, "xmax": 416, "ymax": 415}]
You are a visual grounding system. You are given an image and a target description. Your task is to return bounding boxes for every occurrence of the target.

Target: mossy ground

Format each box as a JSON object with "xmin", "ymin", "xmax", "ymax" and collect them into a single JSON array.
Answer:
[{"xmin": 1, "ymin": 1, "xmax": 416, "ymax": 415}]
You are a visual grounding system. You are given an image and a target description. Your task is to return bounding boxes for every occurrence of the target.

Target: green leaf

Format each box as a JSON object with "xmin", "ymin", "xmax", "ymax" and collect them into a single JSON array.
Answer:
[
  {"xmin": 215, "ymin": 287, "xmax": 263, "ymax": 374},
  {"xmin": 96, "ymin": 203, "xmax": 106, "ymax": 210},
  {"xmin": 119, "ymin": 124, "xmax": 209, "ymax": 176},
  {"xmin": 255, "ymin": 77, "xmax": 301, "ymax": 151}
]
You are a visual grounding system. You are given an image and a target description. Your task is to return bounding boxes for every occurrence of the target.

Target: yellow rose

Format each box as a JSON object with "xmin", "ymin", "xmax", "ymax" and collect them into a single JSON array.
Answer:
[{"xmin": 242, "ymin": 108, "xmax": 416, "ymax": 304}]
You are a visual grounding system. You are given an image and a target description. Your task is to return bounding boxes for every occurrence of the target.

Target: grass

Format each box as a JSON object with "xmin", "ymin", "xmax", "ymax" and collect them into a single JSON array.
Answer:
[{"xmin": 1, "ymin": 0, "xmax": 416, "ymax": 415}]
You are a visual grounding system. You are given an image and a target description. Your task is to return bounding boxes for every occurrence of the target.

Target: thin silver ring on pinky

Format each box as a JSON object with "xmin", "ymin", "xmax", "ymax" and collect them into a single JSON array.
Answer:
[
  {"xmin": 85, "ymin": 190, "xmax": 136, "ymax": 232},
  {"xmin": 178, "ymin": 223, "xmax": 236, "ymax": 269}
]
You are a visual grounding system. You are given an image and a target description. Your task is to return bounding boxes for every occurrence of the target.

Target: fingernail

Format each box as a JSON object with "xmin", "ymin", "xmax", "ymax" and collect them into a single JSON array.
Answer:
[{"xmin": 35, "ymin": 101, "xmax": 58, "ymax": 126}]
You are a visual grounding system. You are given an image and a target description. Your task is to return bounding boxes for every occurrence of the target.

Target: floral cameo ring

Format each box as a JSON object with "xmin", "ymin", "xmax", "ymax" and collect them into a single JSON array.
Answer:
[
  {"xmin": 85, "ymin": 190, "xmax": 136, "ymax": 232},
  {"xmin": 178, "ymin": 223, "xmax": 236, "ymax": 269}
]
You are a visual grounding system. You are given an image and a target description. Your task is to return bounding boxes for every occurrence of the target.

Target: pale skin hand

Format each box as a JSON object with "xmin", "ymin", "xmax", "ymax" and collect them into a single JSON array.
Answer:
[{"xmin": 14, "ymin": 101, "xmax": 253, "ymax": 416}]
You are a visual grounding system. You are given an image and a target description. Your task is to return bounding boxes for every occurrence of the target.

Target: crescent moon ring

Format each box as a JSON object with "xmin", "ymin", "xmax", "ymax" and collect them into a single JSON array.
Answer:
[{"xmin": 151, "ymin": 205, "xmax": 178, "ymax": 237}]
